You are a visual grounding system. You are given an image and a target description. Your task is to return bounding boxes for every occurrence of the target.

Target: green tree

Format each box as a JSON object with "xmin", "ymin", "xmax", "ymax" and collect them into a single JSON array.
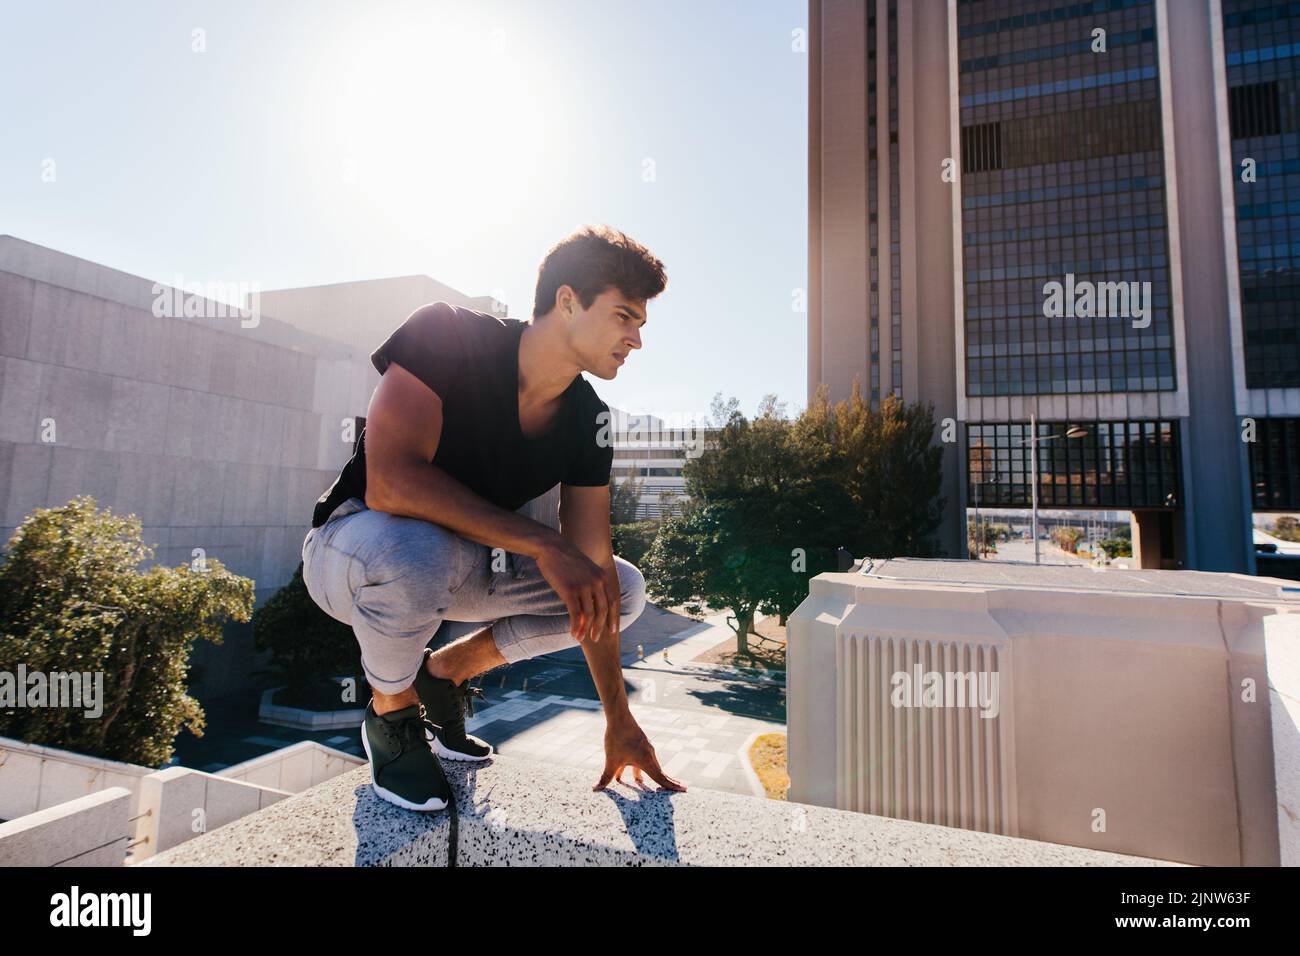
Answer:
[
  {"xmin": 641, "ymin": 500, "xmax": 760, "ymax": 653},
  {"xmin": 645, "ymin": 393, "xmax": 852, "ymax": 652},
  {"xmin": 609, "ymin": 472, "xmax": 643, "ymax": 524},
  {"xmin": 755, "ymin": 479, "xmax": 853, "ymax": 625},
  {"xmin": 0, "ymin": 496, "xmax": 253, "ymax": 766},
  {"xmin": 1098, "ymin": 536, "xmax": 1133, "ymax": 558},
  {"xmin": 967, "ymin": 521, "xmax": 1005, "ymax": 557},
  {"xmin": 610, "ymin": 520, "xmax": 660, "ymax": 569},
  {"xmin": 790, "ymin": 381, "xmax": 945, "ymax": 557},
  {"xmin": 656, "ymin": 487, "xmax": 686, "ymax": 519},
  {"xmin": 644, "ymin": 385, "xmax": 943, "ymax": 656}
]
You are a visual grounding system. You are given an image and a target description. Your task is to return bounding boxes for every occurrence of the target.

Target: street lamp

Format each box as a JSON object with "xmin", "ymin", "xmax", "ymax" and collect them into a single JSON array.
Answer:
[{"xmin": 1014, "ymin": 414, "xmax": 1088, "ymax": 564}]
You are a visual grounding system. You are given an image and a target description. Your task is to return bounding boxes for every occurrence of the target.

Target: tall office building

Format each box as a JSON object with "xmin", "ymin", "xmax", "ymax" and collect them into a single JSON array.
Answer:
[{"xmin": 810, "ymin": 0, "xmax": 1292, "ymax": 570}]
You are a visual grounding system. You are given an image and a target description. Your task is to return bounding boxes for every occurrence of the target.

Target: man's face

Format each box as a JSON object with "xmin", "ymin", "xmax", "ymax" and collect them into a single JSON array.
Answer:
[{"xmin": 562, "ymin": 286, "xmax": 645, "ymax": 380}]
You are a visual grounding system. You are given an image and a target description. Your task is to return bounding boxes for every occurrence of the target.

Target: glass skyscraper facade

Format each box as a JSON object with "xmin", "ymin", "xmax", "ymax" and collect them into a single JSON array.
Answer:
[
  {"xmin": 958, "ymin": 0, "xmax": 1180, "ymax": 509},
  {"xmin": 1227, "ymin": 1, "xmax": 1300, "ymax": 509},
  {"xmin": 1226, "ymin": 0, "xmax": 1300, "ymax": 388},
  {"xmin": 959, "ymin": 0, "xmax": 1174, "ymax": 398}
]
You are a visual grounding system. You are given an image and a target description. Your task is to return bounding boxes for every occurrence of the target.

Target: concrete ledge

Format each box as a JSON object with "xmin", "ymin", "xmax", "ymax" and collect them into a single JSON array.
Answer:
[
  {"xmin": 257, "ymin": 687, "xmax": 365, "ymax": 730},
  {"xmin": 0, "ymin": 787, "xmax": 132, "ymax": 867},
  {"xmin": 142, "ymin": 754, "xmax": 1178, "ymax": 867},
  {"xmin": 132, "ymin": 767, "xmax": 292, "ymax": 861},
  {"xmin": 217, "ymin": 739, "xmax": 363, "ymax": 792}
]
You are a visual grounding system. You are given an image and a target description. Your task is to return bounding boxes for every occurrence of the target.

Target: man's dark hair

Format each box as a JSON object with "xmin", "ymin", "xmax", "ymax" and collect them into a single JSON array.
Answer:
[{"xmin": 533, "ymin": 225, "xmax": 667, "ymax": 319}]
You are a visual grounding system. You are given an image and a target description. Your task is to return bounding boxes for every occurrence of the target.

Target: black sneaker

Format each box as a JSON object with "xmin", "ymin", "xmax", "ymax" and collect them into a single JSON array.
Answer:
[
  {"xmin": 415, "ymin": 649, "xmax": 494, "ymax": 762},
  {"xmin": 360, "ymin": 700, "xmax": 451, "ymax": 812}
]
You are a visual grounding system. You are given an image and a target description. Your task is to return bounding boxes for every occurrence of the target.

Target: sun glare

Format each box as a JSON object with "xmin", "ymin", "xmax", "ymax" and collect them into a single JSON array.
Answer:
[{"xmin": 301, "ymin": 5, "xmax": 555, "ymax": 243}]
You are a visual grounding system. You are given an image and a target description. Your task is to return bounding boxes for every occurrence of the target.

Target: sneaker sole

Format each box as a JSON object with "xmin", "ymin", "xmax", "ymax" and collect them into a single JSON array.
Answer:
[
  {"xmin": 361, "ymin": 717, "xmax": 449, "ymax": 813},
  {"xmin": 432, "ymin": 734, "xmax": 494, "ymax": 762}
]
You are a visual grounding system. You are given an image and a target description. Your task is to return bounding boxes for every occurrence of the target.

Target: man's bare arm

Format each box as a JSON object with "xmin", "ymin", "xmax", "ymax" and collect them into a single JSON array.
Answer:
[
  {"xmin": 562, "ymin": 482, "xmax": 687, "ymax": 792},
  {"xmin": 363, "ymin": 361, "xmax": 558, "ymax": 559},
  {"xmin": 558, "ymin": 483, "xmax": 627, "ymax": 714}
]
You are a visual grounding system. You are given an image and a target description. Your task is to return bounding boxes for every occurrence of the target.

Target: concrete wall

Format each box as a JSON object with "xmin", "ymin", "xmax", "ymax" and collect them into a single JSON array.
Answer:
[
  {"xmin": 788, "ymin": 565, "xmax": 1288, "ymax": 866},
  {"xmin": 0, "ymin": 736, "xmax": 152, "ymax": 850},
  {"xmin": 258, "ymin": 276, "xmax": 500, "ymax": 356},
  {"xmin": 807, "ymin": 0, "xmax": 871, "ymax": 410},
  {"xmin": 132, "ymin": 767, "xmax": 291, "ymax": 861},
  {"xmin": 216, "ymin": 739, "xmax": 362, "ymax": 792},
  {"xmin": 1162, "ymin": 0, "xmax": 1255, "ymax": 572},
  {"xmin": 0, "ymin": 787, "xmax": 133, "ymax": 866},
  {"xmin": 900, "ymin": 0, "xmax": 962, "ymax": 558}
]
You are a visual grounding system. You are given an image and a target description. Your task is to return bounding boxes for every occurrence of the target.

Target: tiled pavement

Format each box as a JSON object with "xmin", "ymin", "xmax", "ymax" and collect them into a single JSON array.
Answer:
[
  {"xmin": 466, "ymin": 691, "xmax": 781, "ymax": 796},
  {"xmin": 189, "ymin": 688, "xmax": 782, "ymax": 797}
]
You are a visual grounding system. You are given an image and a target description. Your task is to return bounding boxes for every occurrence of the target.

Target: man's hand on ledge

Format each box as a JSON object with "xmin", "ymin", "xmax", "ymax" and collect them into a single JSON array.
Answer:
[{"xmin": 594, "ymin": 712, "xmax": 687, "ymax": 793}]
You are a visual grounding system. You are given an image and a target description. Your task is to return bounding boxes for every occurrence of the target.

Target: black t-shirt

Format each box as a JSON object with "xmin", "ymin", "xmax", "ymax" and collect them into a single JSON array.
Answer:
[{"xmin": 311, "ymin": 301, "xmax": 613, "ymax": 528}]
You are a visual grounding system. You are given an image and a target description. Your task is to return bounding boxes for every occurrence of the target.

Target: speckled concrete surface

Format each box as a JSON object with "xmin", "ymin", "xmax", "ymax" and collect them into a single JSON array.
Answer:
[{"xmin": 141, "ymin": 754, "xmax": 1180, "ymax": 866}]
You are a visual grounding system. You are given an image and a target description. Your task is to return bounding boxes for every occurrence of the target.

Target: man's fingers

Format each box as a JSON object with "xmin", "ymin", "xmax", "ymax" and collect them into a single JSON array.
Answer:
[
  {"xmin": 593, "ymin": 761, "xmax": 617, "ymax": 791},
  {"xmin": 590, "ymin": 586, "xmax": 608, "ymax": 643},
  {"xmin": 578, "ymin": 588, "xmax": 596, "ymax": 642},
  {"xmin": 563, "ymin": 591, "xmax": 584, "ymax": 640},
  {"xmin": 641, "ymin": 751, "xmax": 687, "ymax": 792}
]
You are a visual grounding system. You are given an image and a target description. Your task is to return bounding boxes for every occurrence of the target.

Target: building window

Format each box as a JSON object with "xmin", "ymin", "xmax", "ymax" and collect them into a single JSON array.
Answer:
[
  {"xmin": 967, "ymin": 419, "xmax": 1181, "ymax": 509},
  {"xmin": 1248, "ymin": 417, "xmax": 1300, "ymax": 510},
  {"xmin": 1228, "ymin": 81, "xmax": 1281, "ymax": 139},
  {"xmin": 961, "ymin": 121, "xmax": 1003, "ymax": 173}
]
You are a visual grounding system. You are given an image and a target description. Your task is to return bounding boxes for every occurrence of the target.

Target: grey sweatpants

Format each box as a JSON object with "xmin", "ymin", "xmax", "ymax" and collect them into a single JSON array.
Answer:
[{"xmin": 300, "ymin": 497, "xmax": 647, "ymax": 694}]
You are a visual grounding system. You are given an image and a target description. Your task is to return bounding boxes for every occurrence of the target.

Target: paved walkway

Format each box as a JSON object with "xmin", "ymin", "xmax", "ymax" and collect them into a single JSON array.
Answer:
[
  {"xmin": 464, "ymin": 689, "xmax": 781, "ymax": 796},
  {"xmin": 459, "ymin": 604, "xmax": 786, "ymax": 795},
  {"xmin": 983, "ymin": 537, "xmax": 1097, "ymax": 566}
]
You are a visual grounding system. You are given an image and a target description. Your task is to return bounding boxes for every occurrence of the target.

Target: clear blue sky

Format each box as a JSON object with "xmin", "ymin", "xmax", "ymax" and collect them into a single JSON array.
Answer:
[{"xmin": 1, "ymin": 0, "xmax": 808, "ymax": 423}]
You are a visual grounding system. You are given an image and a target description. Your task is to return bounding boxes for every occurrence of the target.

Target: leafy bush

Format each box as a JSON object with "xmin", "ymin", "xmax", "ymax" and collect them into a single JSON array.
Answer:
[
  {"xmin": 1273, "ymin": 516, "xmax": 1300, "ymax": 543},
  {"xmin": 251, "ymin": 562, "xmax": 365, "ymax": 707},
  {"xmin": 611, "ymin": 520, "xmax": 660, "ymax": 569},
  {"xmin": 1098, "ymin": 536, "xmax": 1133, "ymax": 558},
  {"xmin": 968, "ymin": 521, "xmax": 1001, "ymax": 556},
  {"xmin": 0, "ymin": 496, "xmax": 253, "ymax": 766},
  {"xmin": 1051, "ymin": 526, "xmax": 1084, "ymax": 553}
]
